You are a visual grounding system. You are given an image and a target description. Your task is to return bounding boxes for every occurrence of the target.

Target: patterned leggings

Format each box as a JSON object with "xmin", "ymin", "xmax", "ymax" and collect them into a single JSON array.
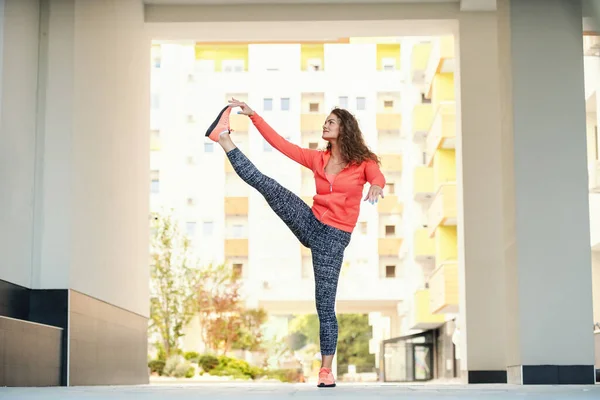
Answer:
[{"xmin": 226, "ymin": 147, "xmax": 351, "ymax": 356}]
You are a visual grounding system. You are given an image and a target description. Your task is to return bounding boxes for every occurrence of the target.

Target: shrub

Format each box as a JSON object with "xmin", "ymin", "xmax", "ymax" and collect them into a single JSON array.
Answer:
[
  {"xmin": 148, "ymin": 359, "xmax": 166, "ymax": 376},
  {"xmin": 185, "ymin": 366, "xmax": 195, "ymax": 378},
  {"xmin": 184, "ymin": 351, "xmax": 200, "ymax": 363},
  {"xmin": 164, "ymin": 355, "xmax": 193, "ymax": 378},
  {"xmin": 198, "ymin": 354, "xmax": 219, "ymax": 372}
]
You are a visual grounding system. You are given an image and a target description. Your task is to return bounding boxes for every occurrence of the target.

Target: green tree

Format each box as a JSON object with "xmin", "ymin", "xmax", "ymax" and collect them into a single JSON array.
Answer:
[
  {"xmin": 288, "ymin": 313, "xmax": 375, "ymax": 372},
  {"xmin": 149, "ymin": 211, "xmax": 200, "ymax": 359}
]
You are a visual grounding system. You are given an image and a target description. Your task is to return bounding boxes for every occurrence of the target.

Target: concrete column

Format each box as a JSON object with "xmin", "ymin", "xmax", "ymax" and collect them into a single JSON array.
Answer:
[
  {"xmin": 455, "ymin": 9, "xmax": 507, "ymax": 384},
  {"xmin": 502, "ymin": 0, "xmax": 594, "ymax": 384},
  {"xmin": 34, "ymin": 0, "xmax": 150, "ymax": 317}
]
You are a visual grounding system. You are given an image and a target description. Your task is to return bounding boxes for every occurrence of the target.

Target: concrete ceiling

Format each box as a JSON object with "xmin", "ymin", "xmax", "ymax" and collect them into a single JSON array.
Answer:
[{"xmin": 145, "ymin": 0, "xmax": 457, "ymax": 4}]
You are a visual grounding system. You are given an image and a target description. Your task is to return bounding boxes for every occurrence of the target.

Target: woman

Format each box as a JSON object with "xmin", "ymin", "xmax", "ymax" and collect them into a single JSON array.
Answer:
[{"xmin": 205, "ymin": 98, "xmax": 386, "ymax": 388}]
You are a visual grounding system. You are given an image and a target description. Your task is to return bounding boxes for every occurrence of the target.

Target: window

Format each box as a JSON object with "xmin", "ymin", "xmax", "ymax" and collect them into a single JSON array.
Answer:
[
  {"xmin": 385, "ymin": 225, "xmax": 396, "ymax": 237},
  {"xmin": 151, "ymin": 93, "xmax": 160, "ymax": 110},
  {"xmin": 204, "ymin": 143, "xmax": 214, "ymax": 153},
  {"xmin": 359, "ymin": 222, "xmax": 368, "ymax": 234},
  {"xmin": 186, "ymin": 156, "xmax": 195, "ymax": 165},
  {"xmin": 356, "ymin": 97, "xmax": 366, "ymax": 111},
  {"xmin": 339, "ymin": 96, "xmax": 349, "ymax": 109},
  {"xmin": 308, "ymin": 142, "xmax": 319, "ymax": 150},
  {"xmin": 187, "ymin": 197, "xmax": 195, "ymax": 206},
  {"xmin": 222, "ymin": 59, "xmax": 244, "ymax": 72},
  {"xmin": 281, "ymin": 98, "xmax": 290, "ymax": 111},
  {"xmin": 264, "ymin": 140, "xmax": 273, "ymax": 152},
  {"xmin": 187, "ymin": 73, "xmax": 195, "ymax": 83},
  {"xmin": 232, "ymin": 224, "xmax": 244, "ymax": 238},
  {"xmin": 386, "ymin": 265, "xmax": 396, "ymax": 278},
  {"xmin": 150, "ymin": 170, "xmax": 159, "ymax": 194},
  {"xmin": 307, "ymin": 58, "xmax": 322, "ymax": 71},
  {"xmin": 186, "ymin": 222, "xmax": 197, "ymax": 237},
  {"xmin": 263, "ymin": 98, "xmax": 273, "ymax": 111},
  {"xmin": 382, "ymin": 57, "xmax": 396, "ymax": 71},
  {"xmin": 233, "ymin": 264, "xmax": 243, "ymax": 278},
  {"xmin": 202, "ymin": 221, "xmax": 213, "ymax": 235},
  {"xmin": 187, "ymin": 114, "xmax": 195, "ymax": 124},
  {"xmin": 309, "ymin": 102, "xmax": 320, "ymax": 112},
  {"xmin": 384, "ymin": 100, "xmax": 394, "ymax": 109},
  {"xmin": 422, "ymin": 152, "xmax": 427, "ymax": 165},
  {"xmin": 386, "ymin": 183, "xmax": 395, "ymax": 194},
  {"xmin": 421, "ymin": 93, "xmax": 431, "ymax": 104}
]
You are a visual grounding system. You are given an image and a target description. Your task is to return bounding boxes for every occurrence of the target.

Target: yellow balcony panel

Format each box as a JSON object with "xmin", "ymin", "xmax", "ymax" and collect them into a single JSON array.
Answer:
[
  {"xmin": 225, "ymin": 239, "xmax": 248, "ymax": 258},
  {"xmin": 412, "ymin": 104, "xmax": 433, "ymax": 141},
  {"xmin": 224, "ymin": 197, "xmax": 248, "ymax": 216},
  {"xmin": 377, "ymin": 195, "xmax": 403, "ymax": 215},
  {"xmin": 302, "ymin": 196, "xmax": 314, "ymax": 207},
  {"xmin": 376, "ymin": 113, "xmax": 402, "ymax": 132},
  {"xmin": 429, "ymin": 261, "xmax": 459, "ymax": 314},
  {"xmin": 431, "ymin": 73, "xmax": 455, "ymax": 111},
  {"xmin": 230, "ymin": 114, "xmax": 250, "ymax": 132},
  {"xmin": 301, "ymin": 113, "xmax": 327, "ymax": 133},
  {"xmin": 380, "ymin": 154, "xmax": 402, "ymax": 173},
  {"xmin": 428, "ymin": 183, "xmax": 457, "ymax": 236},
  {"xmin": 411, "ymin": 289, "xmax": 445, "ymax": 330},
  {"xmin": 376, "ymin": 43, "xmax": 401, "ymax": 71},
  {"xmin": 413, "ymin": 166, "xmax": 434, "ymax": 202},
  {"xmin": 225, "ymin": 158, "xmax": 234, "ymax": 173},
  {"xmin": 195, "ymin": 44, "xmax": 249, "ymax": 72},
  {"xmin": 435, "ymin": 225, "xmax": 458, "ymax": 264},
  {"xmin": 301, "ymin": 43, "xmax": 325, "ymax": 71},
  {"xmin": 414, "ymin": 228, "xmax": 435, "ymax": 262},
  {"xmin": 425, "ymin": 103, "xmax": 456, "ymax": 166},
  {"xmin": 411, "ymin": 42, "xmax": 433, "ymax": 80},
  {"xmin": 378, "ymin": 238, "xmax": 403, "ymax": 256},
  {"xmin": 301, "ymin": 244, "xmax": 311, "ymax": 257},
  {"xmin": 425, "ymin": 37, "xmax": 455, "ymax": 99},
  {"xmin": 432, "ymin": 149, "xmax": 456, "ymax": 191}
]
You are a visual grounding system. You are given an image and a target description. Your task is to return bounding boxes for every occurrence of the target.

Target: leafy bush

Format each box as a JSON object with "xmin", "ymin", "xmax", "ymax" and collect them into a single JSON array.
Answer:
[
  {"xmin": 185, "ymin": 366, "xmax": 195, "ymax": 378},
  {"xmin": 164, "ymin": 355, "xmax": 193, "ymax": 378},
  {"xmin": 184, "ymin": 351, "xmax": 200, "ymax": 363},
  {"xmin": 205, "ymin": 355, "xmax": 266, "ymax": 380},
  {"xmin": 198, "ymin": 354, "xmax": 219, "ymax": 372},
  {"xmin": 265, "ymin": 368, "xmax": 304, "ymax": 383},
  {"xmin": 148, "ymin": 359, "xmax": 166, "ymax": 376}
]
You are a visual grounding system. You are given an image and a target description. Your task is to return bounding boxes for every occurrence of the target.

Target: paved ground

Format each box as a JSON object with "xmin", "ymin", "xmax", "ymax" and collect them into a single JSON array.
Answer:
[{"xmin": 0, "ymin": 383, "xmax": 599, "ymax": 399}]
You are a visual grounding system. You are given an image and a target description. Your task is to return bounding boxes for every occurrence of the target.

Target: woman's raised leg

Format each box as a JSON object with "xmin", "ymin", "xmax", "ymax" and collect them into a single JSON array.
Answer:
[{"xmin": 218, "ymin": 133, "xmax": 318, "ymax": 247}]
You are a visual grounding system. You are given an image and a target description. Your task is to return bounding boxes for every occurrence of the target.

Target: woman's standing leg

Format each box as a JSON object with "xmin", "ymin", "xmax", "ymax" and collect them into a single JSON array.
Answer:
[
  {"xmin": 310, "ymin": 225, "xmax": 351, "ymax": 369},
  {"xmin": 217, "ymin": 133, "xmax": 318, "ymax": 247}
]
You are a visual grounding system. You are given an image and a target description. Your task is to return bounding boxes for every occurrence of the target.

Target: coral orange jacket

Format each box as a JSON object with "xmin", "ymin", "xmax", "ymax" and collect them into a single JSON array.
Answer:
[{"xmin": 249, "ymin": 113, "xmax": 386, "ymax": 233}]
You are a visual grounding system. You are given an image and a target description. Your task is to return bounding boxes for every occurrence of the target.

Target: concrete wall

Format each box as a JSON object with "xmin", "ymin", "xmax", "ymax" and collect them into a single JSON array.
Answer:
[{"xmin": 0, "ymin": 0, "xmax": 41, "ymax": 289}]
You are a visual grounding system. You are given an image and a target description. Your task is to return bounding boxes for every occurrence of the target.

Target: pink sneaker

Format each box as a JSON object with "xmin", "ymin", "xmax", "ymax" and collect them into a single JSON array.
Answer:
[
  {"xmin": 317, "ymin": 367, "xmax": 336, "ymax": 388},
  {"xmin": 205, "ymin": 105, "xmax": 232, "ymax": 142}
]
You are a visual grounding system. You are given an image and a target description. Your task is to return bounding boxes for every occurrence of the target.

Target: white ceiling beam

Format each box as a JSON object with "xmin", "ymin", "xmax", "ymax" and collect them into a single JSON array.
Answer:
[{"xmin": 460, "ymin": 0, "xmax": 496, "ymax": 12}]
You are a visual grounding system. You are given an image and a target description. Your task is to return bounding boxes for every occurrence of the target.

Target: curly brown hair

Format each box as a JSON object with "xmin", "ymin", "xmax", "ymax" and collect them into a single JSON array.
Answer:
[{"xmin": 326, "ymin": 108, "xmax": 380, "ymax": 166}]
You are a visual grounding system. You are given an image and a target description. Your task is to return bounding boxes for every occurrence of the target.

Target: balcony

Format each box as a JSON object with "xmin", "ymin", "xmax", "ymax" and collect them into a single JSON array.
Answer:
[
  {"xmin": 425, "ymin": 103, "xmax": 456, "ymax": 166},
  {"xmin": 378, "ymin": 238, "xmax": 403, "ymax": 257},
  {"xmin": 427, "ymin": 183, "xmax": 457, "ymax": 236},
  {"xmin": 428, "ymin": 261, "xmax": 459, "ymax": 314},
  {"xmin": 377, "ymin": 195, "xmax": 403, "ymax": 215},
  {"xmin": 225, "ymin": 239, "xmax": 248, "ymax": 257},
  {"xmin": 411, "ymin": 42, "xmax": 433, "ymax": 83},
  {"xmin": 224, "ymin": 197, "xmax": 248, "ymax": 216},
  {"xmin": 413, "ymin": 166, "xmax": 434, "ymax": 202},
  {"xmin": 376, "ymin": 113, "xmax": 402, "ymax": 132},
  {"xmin": 414, "ymin": 228, "xmax": 435, "ymax": 262},
  {"xmin": 589, "ymin": 160, "xmax": 600, "ymax": 193},
  {"xmin": 230, "ymin": 113, "xmax": 250, "ymax": 132},
  {"xmin": 412, "ymin": 104, "xmax": 433, "ymax": 142},
  {"xmin": 410, "ymin": 289, "xmax": 445, "ymax": 330},
  {"xmin": 425, "ymin": 36, "xmax": 455, "ymax": 99},
  {"xmin": 380, "ymin": 154, "xmax": 402, "ymax": 173},
  {"xmin": 301, "ymin": 113, "xmax": 327, "ymax": 133},
  {"xmin": 301, "ymin": 244, "xmax": 311, "ymax": 257},
  {"xmin": 224, "ymin": 158, "xmax": 234, "ymax": 173},
  {"xmin": 302, "ymin": 196, "xmax": 314, "ymax": 207}
]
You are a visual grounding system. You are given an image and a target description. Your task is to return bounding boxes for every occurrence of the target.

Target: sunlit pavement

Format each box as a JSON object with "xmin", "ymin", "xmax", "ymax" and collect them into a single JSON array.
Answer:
[{"xmin": 0, "ymin": 382, "xmax": 599, "ymax": 399}]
